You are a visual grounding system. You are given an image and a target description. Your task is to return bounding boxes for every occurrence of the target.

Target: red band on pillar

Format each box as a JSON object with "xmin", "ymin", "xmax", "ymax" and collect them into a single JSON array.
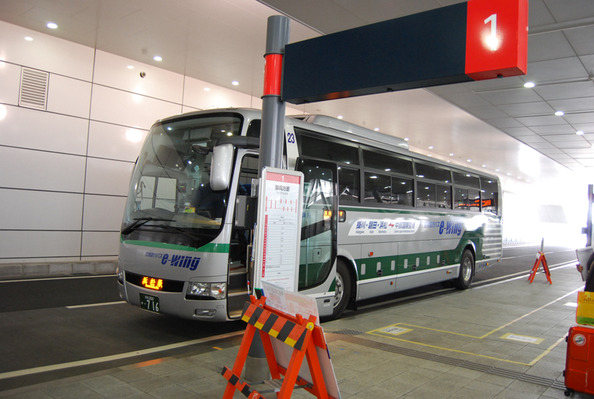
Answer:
[{"xmin": 263, "ymin": 53, "xmax": 283, "ymax": 96}]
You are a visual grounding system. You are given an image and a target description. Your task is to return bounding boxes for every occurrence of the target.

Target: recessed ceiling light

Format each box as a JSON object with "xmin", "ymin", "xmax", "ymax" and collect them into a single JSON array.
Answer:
[
  {"xmin": 127, "ymin": 65, "xmax": 134, "ymax": 69},
  {"xmin": 46, "ymin": 22, "xmax": 58, "ymax": 29},
  {"xmin": 232, "ymin": 80, "xmax": 239, "ymax": 86},
  {"xmin": 404, "ymin": 137, "xmax": 409, "ymax": 141},
  {"xmin": 555, "ymin": 110, "xmax": 565, "ymax": 116},
  {"xmin": 466, "ymin": 159, "xmax": 472, "ymax": 162},
  {"xmin": 24, "ymin": 36, "xmax": 33, "ymax": 41},
  {"xmin": 153, "ymin": 55, "xmax": 163, "ymax": 62},
  {"xmin": 337, "ymin": 115, "xmax": 343, "ymax": 119},
  {"xmin": 374, "ymin": 128, "xmax": 380, "ymax": 132},
  {"xmin": 523, "ymin": 81, "xmax": 535, "ymax": 88},
  {"xmin": 428, "ymin": 145, "xmax": 434, "ymax": 150},
  {"xmin": 576, "ymin": 130, "xmax": 584, "ymax": 135},
  {"xmin": 204, "ymin": 87, "xmax": 211, "ymax": 92}
]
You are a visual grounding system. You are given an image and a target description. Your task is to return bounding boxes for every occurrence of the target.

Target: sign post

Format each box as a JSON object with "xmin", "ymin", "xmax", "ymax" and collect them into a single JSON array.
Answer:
[{"xmin": 246, "ymin": 14, "xmax": 291, "ymax": 384}]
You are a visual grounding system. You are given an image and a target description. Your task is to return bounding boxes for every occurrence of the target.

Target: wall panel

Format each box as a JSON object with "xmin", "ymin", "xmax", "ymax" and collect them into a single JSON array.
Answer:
[
  {"xmin": 0, "ymin": 231, "xmax": 82, "ymax": 260},
  {"xmin": 0, "ymin": 61, "xmax": 20, "ymax": 105},
  {"xmin": 93, "ymin": 50, "xmax": 184, "ymax": 103},
  {"xmin": 47, "ymin": 74, "xmax": 92, "ymax": 118},
  {"xmin": 0, "ymin": 105, "xmax": 88, "ymax": 154},
  {"xmin": 83, "ymin": 194, "xmax": 127, "ymax": 231},
  {"xmin": 87, "ymin": 121, "xmax": 147, "ymax": 162},
  {"xmin": 90, "ymin": 84, "xmax": 181, "ymax": 129},
  {"xmin": 0, "ymin": 147, "xmax": 86, "ymax": 192},
  {"xmin": 0, "ymin": 189, "xmax": 83, "ymax": 230},
  {"xmin": 0, "ymin": 21, "xmax": 94, "ymax": 80},
  {"xmin": 81, "ymin": 231, "xmax": 119, "ymax": 257},
  {"xmin": 84, "ymin": 157, "xmax": 134, "ymax": 196}
]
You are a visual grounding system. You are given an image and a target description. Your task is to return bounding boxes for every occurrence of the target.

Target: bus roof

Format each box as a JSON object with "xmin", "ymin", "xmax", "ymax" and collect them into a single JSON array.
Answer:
[{"xmin": 295, "ymin": 114, "xmax": 409, "ymax": 151}]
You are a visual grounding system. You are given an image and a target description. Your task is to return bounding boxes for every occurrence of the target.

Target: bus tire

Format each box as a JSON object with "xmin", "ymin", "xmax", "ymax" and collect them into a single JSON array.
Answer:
[
  {"xmin": 454, "ymin": 249, "xmax": 474, "ymax": 290},
  {"xmin": 332, "ymin": 261, "xmax": 352, "ymax": 319}
]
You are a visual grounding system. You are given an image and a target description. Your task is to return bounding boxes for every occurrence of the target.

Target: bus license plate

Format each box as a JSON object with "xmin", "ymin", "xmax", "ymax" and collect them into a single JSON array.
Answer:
[{"xmin": 139, "ymin": 293, "xmax": 160, "ymax": 313}]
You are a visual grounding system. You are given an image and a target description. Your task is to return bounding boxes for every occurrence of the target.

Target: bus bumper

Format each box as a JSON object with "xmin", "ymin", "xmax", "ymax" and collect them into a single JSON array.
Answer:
[{"xmin": 118, "ymin": 280, "xmax": 231, "ymax": 322}]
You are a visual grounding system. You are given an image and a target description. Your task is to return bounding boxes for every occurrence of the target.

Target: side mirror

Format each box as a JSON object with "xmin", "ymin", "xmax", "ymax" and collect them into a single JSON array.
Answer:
[{"xmin": 210, "ymin": 144, "xmax": 234, "ymax": 191}]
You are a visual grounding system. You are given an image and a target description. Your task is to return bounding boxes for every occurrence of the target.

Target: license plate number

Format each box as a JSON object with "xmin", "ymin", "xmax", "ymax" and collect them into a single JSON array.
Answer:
[{"xmin": 139, "ymin": 293, "xmax": 160, "ymax": 313}]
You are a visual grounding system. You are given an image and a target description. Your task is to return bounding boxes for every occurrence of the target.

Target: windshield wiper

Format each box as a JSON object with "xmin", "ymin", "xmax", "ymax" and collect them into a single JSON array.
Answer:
[{"xmin": 121, "ymin": 217, "xmax": 174, "ymax": 235}]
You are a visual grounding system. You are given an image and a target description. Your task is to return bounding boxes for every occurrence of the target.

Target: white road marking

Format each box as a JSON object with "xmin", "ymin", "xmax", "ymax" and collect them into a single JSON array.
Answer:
[
  {"xmin": 0, "ymin": 275, "xmax": 115, "ymax": 284},
  {"xmin": 0, "ymin": 330, "xmax": 243, "ymax": 380},
  {"xmin": 66, "ymin": 301, "xmax": 126, "ymax": 309}
]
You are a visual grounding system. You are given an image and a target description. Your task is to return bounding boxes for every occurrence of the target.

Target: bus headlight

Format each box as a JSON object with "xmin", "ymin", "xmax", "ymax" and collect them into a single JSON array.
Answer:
[{"xmin": 187, "ymin": 282, "xmax": 227, "ymax": 300}]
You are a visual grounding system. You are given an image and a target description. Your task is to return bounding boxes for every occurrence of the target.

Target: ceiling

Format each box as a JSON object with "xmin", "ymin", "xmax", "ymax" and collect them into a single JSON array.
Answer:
[{"xmin": 1, "ymin": 0, "xmax": 594, "ymax": 186}]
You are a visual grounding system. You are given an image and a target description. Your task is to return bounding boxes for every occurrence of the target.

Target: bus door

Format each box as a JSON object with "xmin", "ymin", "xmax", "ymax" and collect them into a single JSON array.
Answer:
[
  {"xmin": 296, "ymin": 159, "xmax": 338, "ymax": 292},
  {"xmin": 227, "ymin": 153, "xmax": 258, "ymax": 317}
]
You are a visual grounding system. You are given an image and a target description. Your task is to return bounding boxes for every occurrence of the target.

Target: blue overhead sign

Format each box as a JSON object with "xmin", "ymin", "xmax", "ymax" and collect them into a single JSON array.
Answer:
[{"xmin": 282, "ymin": 0, "xmax": 528, "ymax": 104}]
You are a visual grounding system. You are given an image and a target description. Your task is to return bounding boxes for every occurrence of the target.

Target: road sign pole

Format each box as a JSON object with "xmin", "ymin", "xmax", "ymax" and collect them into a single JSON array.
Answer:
[
  {"xmin": 258, "ymin": 15, "xmax": 289, "ymax": 174},
  {"xmin": 246, "ymin": 15, "xmax": 290, "ymax": 384}
]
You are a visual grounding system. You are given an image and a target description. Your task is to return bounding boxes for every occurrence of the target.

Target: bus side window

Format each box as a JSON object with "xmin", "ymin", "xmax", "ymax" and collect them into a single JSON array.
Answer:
[
  {"xmin": 338, "ymin": 167, "xmax": 360, "ymax": 203},
  {"xmin": 454, "ymin": 188, "xmax": 480, "ymax": 211},
  {"xmin": 480, "ymin": 177, "xmax": 499, "ymax": 215},
  {"xmin": 392, "ymin": 177, "xmax": 414, "ymax": 206},
  {"xmin": 297, "ymin": 132, "xmax": 359, "ymax": 165},
  {"xmin": 453, "ymin": 171, "xmax": 480, "ymax": 188},
  {"xmin": 364, "ymin": 172, "xmax": 391, "ymax": 203},
  {"xmin": 415, "ymin": 163, "xmax": 451, "ymax": 184},
  {"xmin": 436, "ymin": 184, "xmax": 451, "ymax": 209},
  {"xmin": 417, "ymin": 182, "xmax": 436, "ymax": 208}
]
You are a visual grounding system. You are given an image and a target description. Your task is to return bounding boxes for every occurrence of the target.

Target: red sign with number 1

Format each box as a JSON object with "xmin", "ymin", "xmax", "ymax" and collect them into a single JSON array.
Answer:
[{"xmin": 465, "ymin": 0, "xmax": 528, "ymax": 80}]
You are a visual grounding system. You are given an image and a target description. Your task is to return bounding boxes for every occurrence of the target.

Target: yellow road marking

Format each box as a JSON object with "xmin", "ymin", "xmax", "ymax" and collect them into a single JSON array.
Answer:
[{"xmin": 367, "ymin": 287, "xmax": 581, "ymax": 366}]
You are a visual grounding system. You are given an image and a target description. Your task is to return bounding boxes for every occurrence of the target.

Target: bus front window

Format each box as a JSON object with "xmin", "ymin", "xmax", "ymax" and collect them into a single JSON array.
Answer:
[{"xmin": 122, "ymin": 114, "xmax": 243, "ymax": 246}]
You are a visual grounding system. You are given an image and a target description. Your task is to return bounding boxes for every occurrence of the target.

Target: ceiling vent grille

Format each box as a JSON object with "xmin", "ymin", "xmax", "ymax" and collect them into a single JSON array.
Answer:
[{"xmin": 19, "ymin": 67, "xmax": 49, "ymax": 110}]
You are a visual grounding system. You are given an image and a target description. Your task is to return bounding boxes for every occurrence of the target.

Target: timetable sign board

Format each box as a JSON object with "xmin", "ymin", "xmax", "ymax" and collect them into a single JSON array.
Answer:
[
  {"xmin": 254, "ymin": 167, "xmax": 304, "ymax": 292},
  {"xmin": 282, "ymin": 0, "xmax": 528, "ymax": 104}
]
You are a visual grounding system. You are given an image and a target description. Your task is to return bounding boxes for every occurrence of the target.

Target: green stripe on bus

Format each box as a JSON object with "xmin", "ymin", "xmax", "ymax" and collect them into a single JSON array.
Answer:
[
  {"xmin": 339, "ymin": 206, "xmax": 487, "ymax": 217},
  {"xmin": 121, "ymin": 239, "xmax": 229, "ymax": 253}
]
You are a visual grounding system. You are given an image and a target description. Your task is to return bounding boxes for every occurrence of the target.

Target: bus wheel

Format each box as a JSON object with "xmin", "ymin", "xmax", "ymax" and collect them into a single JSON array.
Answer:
[
  {"xmin": 332, "ymin": 261, "xmax": 351, "ymax": 319},
  {"xmin": 454, "ymin": 249, "xmax": 474, "ymax": 290}
]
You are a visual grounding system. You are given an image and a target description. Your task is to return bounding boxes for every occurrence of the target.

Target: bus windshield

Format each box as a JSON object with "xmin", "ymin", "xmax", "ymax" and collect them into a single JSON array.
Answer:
[{"xmin": 121, "ymin": 113, "xmax": 243, "ymax": 246}]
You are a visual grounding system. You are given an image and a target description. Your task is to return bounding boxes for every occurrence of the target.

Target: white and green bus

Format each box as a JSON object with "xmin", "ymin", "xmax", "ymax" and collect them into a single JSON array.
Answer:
[{"xmin": 117, "ymin": 108, "xmax": 502, "ymax": 321}]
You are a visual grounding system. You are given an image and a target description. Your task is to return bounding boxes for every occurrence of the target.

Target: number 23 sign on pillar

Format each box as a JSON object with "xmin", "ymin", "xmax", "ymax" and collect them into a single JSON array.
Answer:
[{"xmin": 465, "ymin": 0, "xmax": 528, "ymax": 80}]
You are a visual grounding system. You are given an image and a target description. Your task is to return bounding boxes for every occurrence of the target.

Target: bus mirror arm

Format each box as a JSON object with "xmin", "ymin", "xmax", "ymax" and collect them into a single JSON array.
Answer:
[{"xmin": 211, "ymin": 144, "xmax": 234, "ymax": 191}]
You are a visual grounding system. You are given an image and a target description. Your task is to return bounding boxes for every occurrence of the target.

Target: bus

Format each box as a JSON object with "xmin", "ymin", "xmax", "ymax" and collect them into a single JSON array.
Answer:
[{"xmin": 117, "ymin": 108, "xmax": 502, "ymax": 321}]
